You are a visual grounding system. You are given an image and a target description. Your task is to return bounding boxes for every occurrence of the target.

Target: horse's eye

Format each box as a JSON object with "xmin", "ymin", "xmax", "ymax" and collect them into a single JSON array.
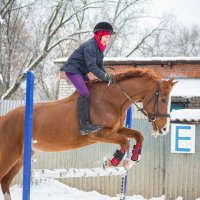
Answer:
[{"xmin": 161, "ymin": 98, "xmax": 167, "ymax": 104}]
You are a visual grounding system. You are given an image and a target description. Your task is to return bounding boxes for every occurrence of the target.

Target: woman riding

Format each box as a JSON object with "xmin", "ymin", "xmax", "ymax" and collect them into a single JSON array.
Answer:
[{"xmin": 60, "ymin": 22, "xmax": 115, "ymax": 135}]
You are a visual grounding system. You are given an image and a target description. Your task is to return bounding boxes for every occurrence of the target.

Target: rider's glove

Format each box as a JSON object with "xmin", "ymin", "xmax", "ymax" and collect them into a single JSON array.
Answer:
[{"xmin": 104, "ymin": 73, "xmax": 113, "ymax": 83}]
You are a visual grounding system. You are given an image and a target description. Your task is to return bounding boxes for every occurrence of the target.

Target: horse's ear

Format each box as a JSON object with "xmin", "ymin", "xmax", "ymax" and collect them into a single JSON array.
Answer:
[
  {"xmin": 171, "ymin": 80, "xmax": 178, "ymax": 87},
  {"xmin": 167, "ymin": 78, "xmax": 174, "ymax": 84},
  {"xmin": 167, "ymin": 78, "xmax": 178, "ymax": 87}
]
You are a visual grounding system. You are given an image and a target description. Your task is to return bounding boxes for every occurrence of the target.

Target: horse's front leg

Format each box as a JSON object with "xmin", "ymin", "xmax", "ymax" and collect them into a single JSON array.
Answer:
[
  {"xmin": 118, "ymin": 127, "xmax": 144, "ymax": 169},
  {"xmin": 88, "ymin": 128, "xmax": 130, "ymax": 168}
]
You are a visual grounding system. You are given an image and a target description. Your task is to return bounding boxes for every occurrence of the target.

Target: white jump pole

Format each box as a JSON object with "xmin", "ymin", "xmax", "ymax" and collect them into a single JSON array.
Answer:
[{"xmin": 32, "ymin": 167, "xmax": 126, "ymax": 180}]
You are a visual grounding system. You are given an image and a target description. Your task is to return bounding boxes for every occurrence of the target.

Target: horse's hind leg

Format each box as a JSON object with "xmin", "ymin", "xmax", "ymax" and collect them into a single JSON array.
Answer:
[
  {"xmin": 0, "ymin": 159, "xmax": 20, "ymax": 200},
  {"xmin": 1, "ymin": 149, "xmax": 34, "ymax": 200},
  {"xmin": 0, "ymin": 142, "xmax": 25, "ymax": 200},
  {"xmin": 1, "ymin": 157, "xmax": 23, "ymax": 200}
]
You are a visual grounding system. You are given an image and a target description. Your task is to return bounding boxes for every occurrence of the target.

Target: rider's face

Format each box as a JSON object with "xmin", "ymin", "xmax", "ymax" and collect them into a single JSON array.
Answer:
[{"xmin": 101, "ymin": 35, "xmax": 111, "ymax": 46}]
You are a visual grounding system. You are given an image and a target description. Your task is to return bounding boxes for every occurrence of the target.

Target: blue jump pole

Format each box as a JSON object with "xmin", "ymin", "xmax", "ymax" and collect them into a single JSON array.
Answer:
[
  {"xmin": 120, "ymin": 107, "xmax": 133, "ymax": 200},
  {"xmin": 123, "ymin": 107, "xmax": 133, "ymax": 200},
  {"xmin": 22, "ymin": 71, "xmax": 34, "ymax": 200}
]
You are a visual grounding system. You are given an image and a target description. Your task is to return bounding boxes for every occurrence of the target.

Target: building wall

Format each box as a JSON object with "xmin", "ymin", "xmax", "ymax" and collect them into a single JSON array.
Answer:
[
  {"xmin": 102, "ymin": 64, "xmax": 200, "ymax": 78},
  {"xmin": 172, "ymin": 96, "xmax": 200, "ymax": 109},
  {"xmin": 57, "ymin": 63, "xmax": 200, "ymax": 110},
  {"xmin": 188, "ymin": 97, "xmax": 200, "ymax": 108},
  {"xmin": 58, "ymin": 79, "xmax": 76, "ymax": 99},
  {"xmin": 127, "ymin": 64, "xmax": 200, "ymax": 78}
]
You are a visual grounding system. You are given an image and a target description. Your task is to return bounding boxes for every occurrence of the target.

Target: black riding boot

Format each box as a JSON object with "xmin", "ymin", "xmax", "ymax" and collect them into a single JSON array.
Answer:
[{"xmin": 77, "ymin": 95, "xmax": 101, "ymax": 135}]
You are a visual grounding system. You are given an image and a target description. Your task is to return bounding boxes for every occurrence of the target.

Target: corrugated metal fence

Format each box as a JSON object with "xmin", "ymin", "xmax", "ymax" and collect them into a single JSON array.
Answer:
[{"xmin": 0, "ymin": 100, "xmax": 199, "ymax": 200}]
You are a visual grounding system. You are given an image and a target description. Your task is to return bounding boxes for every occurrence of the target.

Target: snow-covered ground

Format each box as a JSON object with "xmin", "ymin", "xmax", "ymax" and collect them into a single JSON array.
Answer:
[{"xmin": 0, "ymin": 179, "xmax": 198, "ymax": 200}]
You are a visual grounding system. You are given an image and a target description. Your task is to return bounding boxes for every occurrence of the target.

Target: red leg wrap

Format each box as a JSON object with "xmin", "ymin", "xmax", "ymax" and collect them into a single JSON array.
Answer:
[
  {"xmin": 111, "ymin": 157, "xmax": 120, "ymax": 166},
  {"xmin": 131, "ymin": 142, "xmax": 141, "ymax": 161},
  {"xmin": 111, "ymin": 149, "xmax": 125, "ymax": 166}
]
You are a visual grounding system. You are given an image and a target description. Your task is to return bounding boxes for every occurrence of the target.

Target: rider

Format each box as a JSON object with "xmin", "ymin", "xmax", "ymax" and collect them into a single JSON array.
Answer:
[{"xmin": 60, "ymin": 22, "xmax": 115, "ymax": 135}]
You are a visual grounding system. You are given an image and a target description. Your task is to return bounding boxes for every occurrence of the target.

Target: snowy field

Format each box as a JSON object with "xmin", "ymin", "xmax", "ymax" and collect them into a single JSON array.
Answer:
[{"xmin": 0, "ymin": 179, "xmax": 199, "ymax": 200}]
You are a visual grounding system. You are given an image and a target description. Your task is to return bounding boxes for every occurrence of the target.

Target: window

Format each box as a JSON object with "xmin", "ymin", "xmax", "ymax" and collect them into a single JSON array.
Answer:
[{"xmin": 170, "ymin": 102, "xmax": 187, "ymax": 112}]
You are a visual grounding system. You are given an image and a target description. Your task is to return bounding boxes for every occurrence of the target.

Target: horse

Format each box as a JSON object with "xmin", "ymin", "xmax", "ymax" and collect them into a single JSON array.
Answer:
[{"xmin": 0, "ymin": 68, "xmax": 177, "ymax": 200}]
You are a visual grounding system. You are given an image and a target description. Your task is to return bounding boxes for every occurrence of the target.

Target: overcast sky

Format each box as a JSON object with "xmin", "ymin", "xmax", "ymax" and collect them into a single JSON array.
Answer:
[{"xmin": 150, "ymin": 0, "xmax": 200, "ymax": 26}]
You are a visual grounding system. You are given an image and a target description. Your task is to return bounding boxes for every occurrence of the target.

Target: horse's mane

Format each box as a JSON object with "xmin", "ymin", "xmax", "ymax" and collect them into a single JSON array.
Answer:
[{"xmin": 89, "ymin": 68, "xmax": 162, "ymax": 84}]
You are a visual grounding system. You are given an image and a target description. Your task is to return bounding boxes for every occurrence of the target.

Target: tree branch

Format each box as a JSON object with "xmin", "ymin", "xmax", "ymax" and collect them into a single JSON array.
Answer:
[
  {"xmin": 126, "ymin": 28, "xmax": 161, "ymax": 57},
  {"xmin": 47, "ymin": 30, "xmax": 90, "ymax": 52}
]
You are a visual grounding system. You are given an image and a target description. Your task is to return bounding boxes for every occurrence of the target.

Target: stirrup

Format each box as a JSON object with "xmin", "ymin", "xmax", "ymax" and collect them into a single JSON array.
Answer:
[{"xmin": 80, "ymin": 126, "xmax": 101, "ymax": 135}]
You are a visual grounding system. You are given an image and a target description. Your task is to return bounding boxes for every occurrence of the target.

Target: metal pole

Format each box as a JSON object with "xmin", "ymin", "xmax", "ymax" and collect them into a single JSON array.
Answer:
[
  {"xmin": 120, "ymin": 107, "xmax": 133, "ymax": 200},
  {"xmin": 22, "ymin": 71, "xmax": 34, "ymax": 200}
]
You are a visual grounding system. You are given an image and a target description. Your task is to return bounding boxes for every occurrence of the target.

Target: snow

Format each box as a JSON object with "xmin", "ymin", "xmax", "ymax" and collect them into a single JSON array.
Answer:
[
  {"xmin": 0, "ymin": 179, "xmax": 192, "ymax": 200},
  {"xmin": 54, "ymin": 57, "xmax": 200, "ymax": 63},
  {"xmin": 171, "ymin": 109, "xmax": 200, "ymax": 122},
  {"xmin": 0, "ymin": 74, "xmax": 3, "ymax": 83},
  {"xmin": 104, "ymin": 57, "xmax": 200, "ymax": 62},
  {"xmin": 170, "ymin": 79, "xmax": 200, "ymax": 97},
  {"xmin": 0, "ymin": 15, "xmax": 4, "ymax": 24},
  {"xmin": 54, "ymin": 57, "xmax": 68, "ymax": 63}
]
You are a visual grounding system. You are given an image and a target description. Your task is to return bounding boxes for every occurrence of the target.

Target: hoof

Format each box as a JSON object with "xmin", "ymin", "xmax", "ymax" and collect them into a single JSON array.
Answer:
[
  {"xmin": 4, "ymin": 193, "xmax": 11, "ymax": 200},
  {"xmin": 123, "ymin": 158, "xmax": 136, "ymax": 170},
  {"xmin": 103, "ymin": 159, "xmax": 113, "ymax": 169},
  {"xmin": 135, "ymin": 154, "xmax": 141, "ymax": 162},
  {"xmin": 122, "ymin": 158, "xmax": 138, "ymax": 170}
]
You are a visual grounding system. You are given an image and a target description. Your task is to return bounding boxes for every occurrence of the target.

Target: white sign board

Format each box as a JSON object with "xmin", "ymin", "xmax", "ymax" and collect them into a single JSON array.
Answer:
[{"xmin": 171, "ymin": 124, "xmax": 195, "ymax": 153}]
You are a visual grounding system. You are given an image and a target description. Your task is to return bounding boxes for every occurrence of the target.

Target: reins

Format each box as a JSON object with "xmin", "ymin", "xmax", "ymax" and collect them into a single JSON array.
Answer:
[{"xmin": 105, "ymin": 67, "xmax": 170, "ymax": 123}]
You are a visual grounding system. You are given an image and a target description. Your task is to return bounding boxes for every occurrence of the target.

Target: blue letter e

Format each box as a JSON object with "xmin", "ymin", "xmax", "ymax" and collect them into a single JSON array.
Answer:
[{"xmin": 175, "ymin": 126, "xmax": 191, "ymax": 152}]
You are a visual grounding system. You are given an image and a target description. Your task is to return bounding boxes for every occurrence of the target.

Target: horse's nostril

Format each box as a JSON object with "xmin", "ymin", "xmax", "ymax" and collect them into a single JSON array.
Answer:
[{"xmin": 163, "ymin": 127, "xmax": 166, "ymax": 132}]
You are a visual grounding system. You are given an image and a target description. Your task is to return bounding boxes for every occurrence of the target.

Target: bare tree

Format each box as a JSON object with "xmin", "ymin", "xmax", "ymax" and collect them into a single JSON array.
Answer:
[
  {"xmin": 174, "ymin": 25, "xmax": 200, "ymax": 56},
  {"xmin": 1, "ymin": 0, "xmax": 104, "ymax": 99},
  {"xmin": 0, "ymin": 0, "xmax": 15, "ymax": 87},
  {"xmin": 0, "ymin": 0, "xmax": 15, "ymax": 19},
  {"xmin": 0, "ymin": 0, "xmax": 175, "ymax": 100},
  {"xmin": 0, "ymin": 0, "xmax": 30, "ymax": 96},
  {"xmin": 87, "ymin": 0, "xmax": 169, "ymax": 57},
  {"xmin": 139, "ymin": 22, "xmax": 200, "ymax": 57}
]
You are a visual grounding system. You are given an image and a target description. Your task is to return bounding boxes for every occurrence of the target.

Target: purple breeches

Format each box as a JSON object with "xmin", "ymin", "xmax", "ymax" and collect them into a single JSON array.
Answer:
[{"xmin": 65, "ymin": 72, "xmax": 89, "ymax": 96}]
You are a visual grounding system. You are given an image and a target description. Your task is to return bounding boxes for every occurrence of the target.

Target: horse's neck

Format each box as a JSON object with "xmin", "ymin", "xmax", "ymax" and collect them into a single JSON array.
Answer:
[{"xmin": 103, "ymin": 77, "xmax": 155, "ymax": 112}]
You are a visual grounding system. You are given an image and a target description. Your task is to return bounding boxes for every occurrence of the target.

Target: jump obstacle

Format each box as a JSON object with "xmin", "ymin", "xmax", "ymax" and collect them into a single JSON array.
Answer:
[
  {"xmin": 22, "ymin": 71, "xmax": 133, "ymax": 200},
  {"xmin": 23, "ymin": 71, "xmax": 34, "ymax": 200}
]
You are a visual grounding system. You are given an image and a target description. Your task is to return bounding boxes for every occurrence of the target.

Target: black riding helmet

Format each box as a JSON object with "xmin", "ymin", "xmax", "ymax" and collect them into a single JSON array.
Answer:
[{"xmin": 93, "ymin": 22, "xmax": 116, "ymax": 35}]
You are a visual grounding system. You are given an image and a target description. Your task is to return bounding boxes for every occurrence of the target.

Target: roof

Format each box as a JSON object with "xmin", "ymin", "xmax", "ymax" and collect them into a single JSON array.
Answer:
[
  {"xmin": 104, "ymin": 57, "xmax": 200, "ymax": 65},
  {"xmin": 54, "ymin": 56, "xmax": 200, "ymax": 65},
  {"xmin": 171, "ymin": 109, "xmax": 200, "ymax": 123},
  {"xmin": 171, "ymin": 79, "xmax": 200, "ymax": 97}
]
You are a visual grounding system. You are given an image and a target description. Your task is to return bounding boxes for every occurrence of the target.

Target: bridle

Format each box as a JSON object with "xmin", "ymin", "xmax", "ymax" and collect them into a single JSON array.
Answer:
[
  {"xmin": 113, "ymin": 81, "xmax": 171, "ymax": 123},
  {"xmin": 104, "ymin": 66, "xmax": 171, "ymax": 123}
]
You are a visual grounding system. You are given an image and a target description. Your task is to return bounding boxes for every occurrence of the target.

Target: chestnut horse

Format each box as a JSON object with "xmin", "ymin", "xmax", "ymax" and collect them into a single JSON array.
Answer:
[{"xmin": 0, "ymin": 68, "xmax": 177, "ymax": 200}]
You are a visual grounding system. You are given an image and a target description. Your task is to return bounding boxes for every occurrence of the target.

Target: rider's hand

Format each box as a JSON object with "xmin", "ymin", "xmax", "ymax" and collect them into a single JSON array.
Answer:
[{"xmin": 104, "ymin": 73, "xmax": 113, "ymax": 83}]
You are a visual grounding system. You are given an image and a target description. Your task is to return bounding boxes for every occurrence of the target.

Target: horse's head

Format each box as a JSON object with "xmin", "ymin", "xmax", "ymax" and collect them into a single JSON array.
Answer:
[{"xmin": 142, "ymin": 78, "xmax": 178, "ymax": 136}]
